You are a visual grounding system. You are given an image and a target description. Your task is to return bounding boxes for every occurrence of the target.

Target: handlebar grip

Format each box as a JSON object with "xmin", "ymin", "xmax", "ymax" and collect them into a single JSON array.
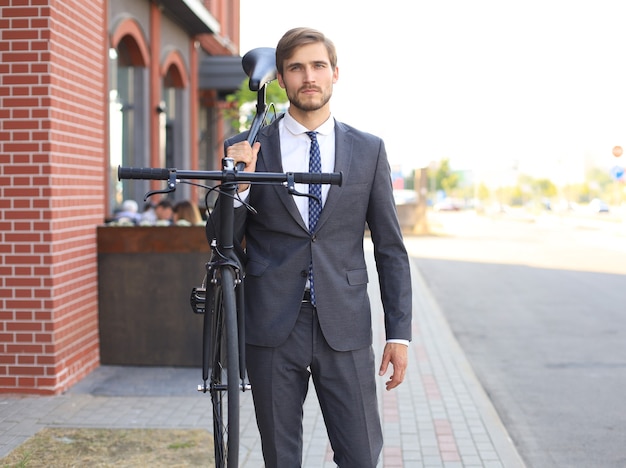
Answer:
[
  {"xmin": 118, "ymin": 166, "xmax": 171, "ymax": 181},
  {"xmin": 294, "ymin": 172, "xmax": 343, "ymax": 186}
]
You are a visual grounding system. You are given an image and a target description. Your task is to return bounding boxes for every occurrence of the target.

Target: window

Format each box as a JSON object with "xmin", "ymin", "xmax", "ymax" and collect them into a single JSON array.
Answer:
[
  {"xmin": 108, "ymin": 37, "xmax": 149, "ymax": 217},
  {"xmin": 161, "ymin": 62, "xmax": 190, "ymax": 201}
]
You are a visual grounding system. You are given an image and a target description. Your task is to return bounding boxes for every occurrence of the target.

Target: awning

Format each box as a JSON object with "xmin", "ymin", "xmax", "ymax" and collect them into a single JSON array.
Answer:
[
  {"xmin": 199, "ymin": 55, "xmax": 246, "ymax": 92},
  {"xmin": 159, "ymin": 0, "xmax": 220, "ymax": 35}
]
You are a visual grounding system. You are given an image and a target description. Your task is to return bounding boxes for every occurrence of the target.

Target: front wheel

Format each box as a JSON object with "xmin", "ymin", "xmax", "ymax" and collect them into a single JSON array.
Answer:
[{"xmin": 208, "ymin": 266, "xmax": 240, "ymax": 468}]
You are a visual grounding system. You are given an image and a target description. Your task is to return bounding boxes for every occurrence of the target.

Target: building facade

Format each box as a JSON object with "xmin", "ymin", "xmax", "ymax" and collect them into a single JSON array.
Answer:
[{"xmin": 0, "ymin": 0, "xmax": 244, "ymax": 394}]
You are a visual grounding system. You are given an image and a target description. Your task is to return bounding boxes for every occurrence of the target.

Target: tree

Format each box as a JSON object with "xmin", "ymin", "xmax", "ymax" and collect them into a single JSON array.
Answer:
[
  {"xmin": 427, "ymin": 159, "xmax": 459, "ymax": 196},
  {"xmin": 532, "ymin": 178, "xmax": 557, "ymax": 198},
  {"xmin": 476, "ymin": 182, "xmax": 490, "ymax": 201},
  {"xmin": 223, "ymin": 79, "xmax": 288, "ymax": 132}
]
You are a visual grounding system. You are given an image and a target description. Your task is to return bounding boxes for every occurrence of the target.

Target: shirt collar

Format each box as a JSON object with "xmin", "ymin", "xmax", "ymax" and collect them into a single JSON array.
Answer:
[{"xmin": 283, "ymin": 110, "xmax": 334, "ymax": 137}]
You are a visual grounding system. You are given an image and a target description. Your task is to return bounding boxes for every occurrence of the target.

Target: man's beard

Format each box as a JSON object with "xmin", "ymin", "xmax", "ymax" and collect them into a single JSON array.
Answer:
[{"xmin": 287, "ymin": 86, "xmax": 332, "ymax": 112}]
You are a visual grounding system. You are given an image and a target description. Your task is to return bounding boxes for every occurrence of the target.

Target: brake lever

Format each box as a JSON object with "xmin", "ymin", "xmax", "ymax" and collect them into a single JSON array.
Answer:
[
  {"xmin": 144, "ymin": 171, "xmax": 177, "ymax": 200},
  {"xmin": 285, "ymin": 172, "xmax": 320, "ymax": 204}
]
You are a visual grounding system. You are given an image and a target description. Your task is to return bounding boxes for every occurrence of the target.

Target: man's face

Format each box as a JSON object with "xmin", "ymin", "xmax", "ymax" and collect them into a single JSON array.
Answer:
[{"xmin": 277, "ymin": 42, "xmax": 338, "ymax": 113}]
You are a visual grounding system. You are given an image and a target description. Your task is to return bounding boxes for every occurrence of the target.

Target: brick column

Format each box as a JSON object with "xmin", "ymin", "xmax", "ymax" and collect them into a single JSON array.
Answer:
[{"xmin": 0, "ymin": 0, "xmax": 106, "ymax": 394}]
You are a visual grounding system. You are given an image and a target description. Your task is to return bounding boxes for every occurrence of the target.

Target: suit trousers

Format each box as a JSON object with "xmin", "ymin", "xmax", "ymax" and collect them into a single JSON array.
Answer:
[{"xmin": 246, "ymin": 302, "xmax": 383, "ymax": 468}]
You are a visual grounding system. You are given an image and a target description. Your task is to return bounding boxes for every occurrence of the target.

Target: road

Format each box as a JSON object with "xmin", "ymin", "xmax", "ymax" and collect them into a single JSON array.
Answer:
[{"xmin": 404, "ymin": 210, "xmax": 626, "ymax": 468}]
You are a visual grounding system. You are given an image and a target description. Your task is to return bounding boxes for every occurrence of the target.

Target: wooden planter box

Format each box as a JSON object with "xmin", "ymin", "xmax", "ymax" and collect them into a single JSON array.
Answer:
[{"xmin": 97, "ymin": 226, "xmax": 211, "ymax": 367}]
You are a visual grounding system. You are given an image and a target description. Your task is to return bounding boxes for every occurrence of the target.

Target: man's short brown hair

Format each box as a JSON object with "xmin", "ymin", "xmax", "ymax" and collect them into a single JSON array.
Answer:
[{"xmin": 275, "ymin": 27, "xmax": 337, "ymax": 75}]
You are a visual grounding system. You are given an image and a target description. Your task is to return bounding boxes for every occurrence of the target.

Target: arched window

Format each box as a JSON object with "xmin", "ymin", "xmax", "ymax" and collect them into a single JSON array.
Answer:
[
  {"xmin": 109, "ymin": 20, "xmax": 150, "ymax": 216},
  {"xmin": 160, "ymin": 52, "xmax": 190, "ymax": 200}
]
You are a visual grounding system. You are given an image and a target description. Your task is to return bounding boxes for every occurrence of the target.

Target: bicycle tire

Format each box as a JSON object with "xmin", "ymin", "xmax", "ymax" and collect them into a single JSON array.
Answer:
[{"xmin": 209, "ymin": 266, "xmax": 240, "ymax": 468}]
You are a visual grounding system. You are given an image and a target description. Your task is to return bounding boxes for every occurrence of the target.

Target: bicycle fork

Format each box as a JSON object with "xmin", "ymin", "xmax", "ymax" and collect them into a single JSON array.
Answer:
[{"xmin": 196, "ymin": 262, "xmax": 250, "ymax": 393}]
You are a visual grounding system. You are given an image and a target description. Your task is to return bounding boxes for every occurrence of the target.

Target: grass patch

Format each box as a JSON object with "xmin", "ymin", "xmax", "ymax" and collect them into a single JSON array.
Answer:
[{"xmin": 0, "ymin": 428, "xmax": 214, "ymax": 467}]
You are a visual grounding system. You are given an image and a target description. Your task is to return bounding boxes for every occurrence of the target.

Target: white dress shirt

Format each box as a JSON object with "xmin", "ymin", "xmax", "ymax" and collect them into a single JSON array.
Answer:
[{"xmin": 280, "ymin": 112, "xmax": 335, "ymax": 229}]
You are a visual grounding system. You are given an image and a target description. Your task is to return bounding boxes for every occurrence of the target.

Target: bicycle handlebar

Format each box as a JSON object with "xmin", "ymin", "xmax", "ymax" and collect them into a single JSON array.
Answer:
[{"xmin": 118, "ymin": 166, "xmax": 343, "ymax": 186}]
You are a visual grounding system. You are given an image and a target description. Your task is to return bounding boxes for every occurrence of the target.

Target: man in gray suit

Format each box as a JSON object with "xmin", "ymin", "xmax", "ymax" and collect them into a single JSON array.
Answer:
[{"xmin": 208, "ymin": 27, "xmax": 412, "ymax": 467}]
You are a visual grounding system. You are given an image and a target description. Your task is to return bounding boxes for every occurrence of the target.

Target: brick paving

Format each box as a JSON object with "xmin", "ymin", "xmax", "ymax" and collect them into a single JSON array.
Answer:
[{"xmin": 0, "ymin": 243, "xmax": 525, "ymax": 467}]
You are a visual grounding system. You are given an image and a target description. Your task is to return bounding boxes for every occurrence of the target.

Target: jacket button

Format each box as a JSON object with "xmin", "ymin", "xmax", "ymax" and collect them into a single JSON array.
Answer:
[
  {"xmin": 300, "ymin": 270, "xmax": 307, "ymax": 277},
  {"xmin": 311, "ymin": 235, "xmax": 317, "ymax": 242}
]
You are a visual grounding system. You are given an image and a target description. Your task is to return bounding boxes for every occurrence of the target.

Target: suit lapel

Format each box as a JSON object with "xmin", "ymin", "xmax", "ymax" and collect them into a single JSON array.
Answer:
[
  {"xmin": 314, "ymin": 121, "xmax": 351, "ymax": 232},
  {"xmin": 257, "ymin": 120, "xmax": 308, "ymax": 231}
]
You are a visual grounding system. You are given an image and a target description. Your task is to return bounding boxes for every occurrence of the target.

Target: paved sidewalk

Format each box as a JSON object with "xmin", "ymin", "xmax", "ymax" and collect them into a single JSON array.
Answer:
[{"xmin": 0, "ymin": 242, "xmax": 525, "ymax": 467}]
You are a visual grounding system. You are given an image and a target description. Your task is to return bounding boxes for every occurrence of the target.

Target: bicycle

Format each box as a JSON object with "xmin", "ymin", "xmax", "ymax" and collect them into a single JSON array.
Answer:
[{"xmin": 118, "ymin": 47, "xmax": 342, "ymax": 468}]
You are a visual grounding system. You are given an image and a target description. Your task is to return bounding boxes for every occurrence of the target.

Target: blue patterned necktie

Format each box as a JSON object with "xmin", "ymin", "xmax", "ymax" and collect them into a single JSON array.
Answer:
[
  {"xmin": 306, "ymin": 131, "xmax": 321, "ymax": 305},
  {"xmin": 307, "ymin": 131, "xmax": 322, "ymax": 231}
]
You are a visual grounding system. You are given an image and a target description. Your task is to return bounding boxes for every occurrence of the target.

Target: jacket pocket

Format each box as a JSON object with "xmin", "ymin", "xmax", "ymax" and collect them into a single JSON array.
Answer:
[
  {"xmin": 246, "ymin": 259, "xmax": 269, "ymax": 277},
  {"xmin": 346, "ymin": 268, "xmax": 368, "ymax": 285}
]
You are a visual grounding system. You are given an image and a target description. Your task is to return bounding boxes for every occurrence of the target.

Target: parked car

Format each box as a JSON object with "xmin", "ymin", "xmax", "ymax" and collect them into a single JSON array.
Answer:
[
  {"xmin": 393, "ymin": 189, "xmax": 418, "ymax": 205},
  {"xmin": 589, "ymin": 198, "xmax": 609, "ymax": 213},
  {"xmin": 434, "ymin": 198, "xmax": 462, "ymax": 211}
]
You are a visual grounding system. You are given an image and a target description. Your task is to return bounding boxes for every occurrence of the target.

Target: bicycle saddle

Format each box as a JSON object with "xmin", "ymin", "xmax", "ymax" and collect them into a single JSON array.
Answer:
[{"xmin": 242, "ymin": 47, "xmax": 276, "ymax": 91}]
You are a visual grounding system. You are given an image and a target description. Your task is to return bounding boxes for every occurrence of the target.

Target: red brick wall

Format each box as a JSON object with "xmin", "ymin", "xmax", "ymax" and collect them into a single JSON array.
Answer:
[{"xmin": 0, "ymin": 0, "xmax": 106, "ymax": 394}]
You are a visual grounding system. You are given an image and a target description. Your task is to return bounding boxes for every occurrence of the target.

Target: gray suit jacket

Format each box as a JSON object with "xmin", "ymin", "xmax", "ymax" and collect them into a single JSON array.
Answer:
[{"xmin": 209, "ymin": 116, "xmax": 412, "ymax": 352}]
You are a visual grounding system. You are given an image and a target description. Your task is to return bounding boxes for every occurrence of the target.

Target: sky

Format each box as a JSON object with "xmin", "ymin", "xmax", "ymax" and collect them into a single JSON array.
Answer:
[{"xmin": 239, "ymin": 0, "xmax": 626, "ymax": 184}]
